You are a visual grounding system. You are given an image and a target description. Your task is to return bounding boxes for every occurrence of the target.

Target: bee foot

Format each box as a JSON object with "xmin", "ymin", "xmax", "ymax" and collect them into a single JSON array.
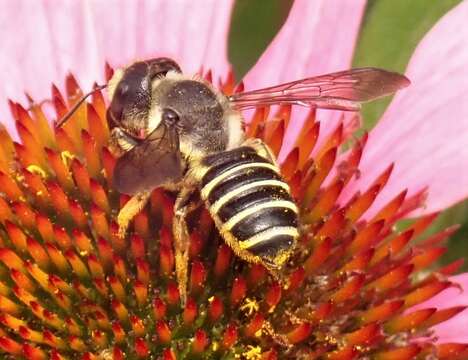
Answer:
[{"xmin": 115, "ymin": 191, "xmax": 151, "ymax": 239}]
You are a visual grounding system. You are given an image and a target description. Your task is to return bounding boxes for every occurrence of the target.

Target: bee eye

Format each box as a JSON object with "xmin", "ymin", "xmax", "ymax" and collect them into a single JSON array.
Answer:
[{"xmin": 162, "ymin": 108, "xmax": 179, "ymax": 126}]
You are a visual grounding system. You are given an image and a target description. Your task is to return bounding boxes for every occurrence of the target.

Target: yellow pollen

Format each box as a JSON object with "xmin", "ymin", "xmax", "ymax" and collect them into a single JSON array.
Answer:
[
  {"xmin": 355, "ymin": 345, "xmax": 366, "ymax": 352},
  {"xmin": 264, "ymin": 321, "xmax": 291, "ymax": 347},
  {"xmin": 243, "ymin": 345, "xmax": 262, "ymax": 359},
  {"xmin": 99, "ymin": 349, "xmax": 113, "ymax": 360},
  {"xmin": 60, "ymin": 150, "xmax": 75, "ymax": 167},
  {"xmin": 26, "ymin": 165, "xmax": 47, "ymax": 179},
  {"xmin": 240, "ymin": 298, "xmax": 259, "ymax": 315},
  {"xmin": 325, "ymin": 334, "xmax": 338, "ymax": 345},
  {"xmin": 15, "ymin": 174, "xmax": 25, "ymax": 183}
]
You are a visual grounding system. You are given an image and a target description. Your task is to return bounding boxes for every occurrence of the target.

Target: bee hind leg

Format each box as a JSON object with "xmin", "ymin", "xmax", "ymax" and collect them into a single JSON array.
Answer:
[
  {"xmin": 117, "ymin": 190, "xmax": 152, "ymax": 239},
  {"xmin": 261, "ymin": 259, "xmax": 291, "ymax": 291},
  {"xmin": 173, "ymin": 187, "xmax": 200, "ymax": 307},
  {"xmin": 242, "ymin": 138, "xmax": 277, "ymax": 165}
]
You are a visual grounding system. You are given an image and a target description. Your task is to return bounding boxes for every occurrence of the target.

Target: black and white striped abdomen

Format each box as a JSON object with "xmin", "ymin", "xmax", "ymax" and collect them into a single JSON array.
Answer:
[{"xmin": 199, "ymin": 145, "xmax": 298, "ymax": 267}]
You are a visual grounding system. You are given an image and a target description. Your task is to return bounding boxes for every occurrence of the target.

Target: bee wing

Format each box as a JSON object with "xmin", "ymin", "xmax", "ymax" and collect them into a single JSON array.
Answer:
[
  {"xmin": 113, "ymin": 124, "xmax": 183, "ymax": 195},
  {"xmin": 229, "ymin": 68, "xmax": 410, "ymax": 111}
]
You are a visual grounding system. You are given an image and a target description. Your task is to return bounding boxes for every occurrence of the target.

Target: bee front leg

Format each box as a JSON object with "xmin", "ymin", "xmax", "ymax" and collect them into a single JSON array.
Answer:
[
  {"xmin": 109, "ymin": 127, "xmax": 140, "ymax": 157},
  {"xmin": 173, "ymin": 187, "xmax": 199, "ymax": 307},
  {"xmin": 117, "ymin": 190, "xmax": 152, "ymax": 238}
]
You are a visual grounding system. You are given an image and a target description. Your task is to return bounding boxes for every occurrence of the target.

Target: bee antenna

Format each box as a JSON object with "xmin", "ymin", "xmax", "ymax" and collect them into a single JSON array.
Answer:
[{"xmin": 55, "ymin": 84, "xmax": 108, "ymax": 128}]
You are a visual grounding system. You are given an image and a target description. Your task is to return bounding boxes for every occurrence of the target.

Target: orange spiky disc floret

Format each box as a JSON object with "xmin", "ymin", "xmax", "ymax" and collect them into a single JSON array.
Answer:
[{"xmin": 0, "ymin": 67, "xmax": 465, "ymax": 359}]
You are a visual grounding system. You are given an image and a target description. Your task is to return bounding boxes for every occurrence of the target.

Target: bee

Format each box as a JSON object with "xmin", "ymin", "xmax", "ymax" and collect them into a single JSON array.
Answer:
[{"xmin": 57, "ymin": 57, "xmax": 409, "ymax": 305}]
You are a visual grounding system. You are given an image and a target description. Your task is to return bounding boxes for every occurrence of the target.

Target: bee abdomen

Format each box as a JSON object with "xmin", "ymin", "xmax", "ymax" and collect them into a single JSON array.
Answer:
[{"xmin": 200, "ymin": 146, "xmax": 298, "ymax": 264}]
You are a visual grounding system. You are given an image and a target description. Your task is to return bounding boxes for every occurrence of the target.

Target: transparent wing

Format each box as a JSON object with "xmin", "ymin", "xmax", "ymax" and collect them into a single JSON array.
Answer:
[
  {"xmin": 229, "ymin": 67, "xmax": 410, "ymax": 111},
  {"xmin": 113, "ymin": 124, "xmax": 183, "ymax": 195}
]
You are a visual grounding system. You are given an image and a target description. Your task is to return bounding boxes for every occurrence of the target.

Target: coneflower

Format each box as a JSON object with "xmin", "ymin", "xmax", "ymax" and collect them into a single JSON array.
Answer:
[
  {"xmin": 0, "ymin": 67, "xmax": 465, "ymax": 359},
  {"xmin": 1, "ymin": 1, "xmax": 468, "ymax": 359}
]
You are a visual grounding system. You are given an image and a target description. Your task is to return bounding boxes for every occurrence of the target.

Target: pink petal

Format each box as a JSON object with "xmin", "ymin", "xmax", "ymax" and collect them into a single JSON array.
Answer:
[
  {"xmin": 342, "ymin": 1, "xmax": 468, "ymax": 216},
  {"xmin": 415, "ymin": 273, "xmax": 468, "ymax": 343},
  {"xmin": 0, "ymin": 0, "xmax": 233, "ymax": 133},
  {"xmin": 242, "ymin": 0, "xmax": 366, "ymax": 159}
]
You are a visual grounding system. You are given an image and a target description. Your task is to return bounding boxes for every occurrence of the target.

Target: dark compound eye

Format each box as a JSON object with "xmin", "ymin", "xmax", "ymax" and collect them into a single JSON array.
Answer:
[{"xmin": 162, "ymin": 108, "xmax": 179, "ymax": 126}]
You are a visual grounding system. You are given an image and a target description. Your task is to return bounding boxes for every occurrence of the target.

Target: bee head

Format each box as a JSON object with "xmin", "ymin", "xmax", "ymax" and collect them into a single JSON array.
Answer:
[
  {"xmin": 107, "ymin": 58, "xmax": 243, "ymax": 160},
  {"xmin": 107, "ymin": 57, "xmax": 181, "ymax": 139}
]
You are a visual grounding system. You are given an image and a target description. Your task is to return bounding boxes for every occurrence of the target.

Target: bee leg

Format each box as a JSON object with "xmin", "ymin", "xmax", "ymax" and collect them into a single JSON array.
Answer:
[
  {"xmin": 117, "ymin": 190, "xmax": 152, "ymax": 239},
  {"xmin": 263, "ymin": 262, "xmax": 291, "ymax": 290},
  {"xmin": 263, "ymin": 320, "xmax": 292, "ymax": 348},
  {"xmin": 109, "ymin": 127, "xmax": 138, "ymax": 157},
  {"xmin": 173, "ymin": 187, "xmax": 198, "ymax": 307}
]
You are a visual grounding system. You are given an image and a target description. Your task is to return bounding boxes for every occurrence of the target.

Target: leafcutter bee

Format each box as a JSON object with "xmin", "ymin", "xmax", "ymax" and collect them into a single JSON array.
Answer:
[{"xmin": 57, "ymin": 58, "xmax": 409, "ymax": 304}]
